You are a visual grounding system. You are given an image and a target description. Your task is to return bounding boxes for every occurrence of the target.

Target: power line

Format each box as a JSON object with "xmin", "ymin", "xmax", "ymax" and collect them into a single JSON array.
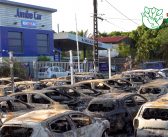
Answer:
[
  {"xmin": 103, "ymin": 19, "xmax": 128, "ymax": 31},
  {"xmin": 90, "ymin": 15, "xmax": 129, "ymax": 31},
  {"xmin": 105, "ymin": 17, "xmax": 141, "ymax": 21},
  {"xmin": 103, "ymin": 0, "xmax": 140, "ymax": 25}
]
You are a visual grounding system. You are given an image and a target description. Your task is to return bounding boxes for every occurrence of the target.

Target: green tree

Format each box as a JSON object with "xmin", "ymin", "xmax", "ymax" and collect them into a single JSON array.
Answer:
[
  {"xmin": 117, "ymin": 43, "xmax": 131, "ymax": 57},
  {"xmin": 157, "ymin": 27, "xmax": 168, "ymax": 61},
  {"xmin": 128, "ymin": 25, "xmax": 161, "ymax": 63}
]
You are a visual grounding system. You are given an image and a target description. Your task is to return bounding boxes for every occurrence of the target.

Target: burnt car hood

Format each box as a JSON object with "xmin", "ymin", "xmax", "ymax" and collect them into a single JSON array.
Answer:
[{"xmin": 1, "ymin": 108, "xmax": 34, "ymax": 123}]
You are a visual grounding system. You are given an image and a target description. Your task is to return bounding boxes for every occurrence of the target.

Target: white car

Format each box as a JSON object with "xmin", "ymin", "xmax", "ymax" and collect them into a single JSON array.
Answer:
[
  {"xmin": 38, "ymin": 66, "xmax": 69, "ymax": 79},
  {"xmin": 134, "ymin": 99, "xmax": 168, "ymax": 137},
  {"xmin": 1, "ymin": 109, "xmax": 110, "ymax": 137}
]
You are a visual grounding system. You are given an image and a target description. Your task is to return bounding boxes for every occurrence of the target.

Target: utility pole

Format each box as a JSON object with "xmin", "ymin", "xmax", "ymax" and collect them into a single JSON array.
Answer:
[
  {"xmin": 69, "ymin": 50, "xmax": 74, "ymax": 85},
  {"xmin": 93, "ymin": 0, "xmax": 99, "ymax": 73}
]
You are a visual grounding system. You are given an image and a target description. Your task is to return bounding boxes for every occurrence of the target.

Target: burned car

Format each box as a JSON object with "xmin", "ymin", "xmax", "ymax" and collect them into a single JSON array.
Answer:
[
  {"xmin": 0, "ymin": 85, "xmax": 13, "ymax": 96},
  {"xmin": 9, "ymin": 90, "xmax": 69, "ymax": 110},
  {"xmin": 74, "ymin": 79, "xmax": 118, "ymax": 94},
  {"xmin": 137, "ymin": 79, "xmax": 168, "ymax": 101},
  {"xmin": 40, "ymin": 78, "xmax": 71, "ymax": 86},
  {"xmin": 85, "ymin": 92, "xmax": 147, "ymax": 134},
  {"xmin": 1, "ymin": 109, "xmax": 110, "ymax": 137},
  {"xmin": 103, "ymin": 78, "xmax": 137, "ymax": 93},
  {"xmin": 122, "ymin": 69, "xmax": 163, "ymax": 82},
  {"xmin": 74, "ymin": 78, "xmax": 135, "ymax": 95},
  {"xmin": 134, "ymin": 98, "xmax": 168, "ymax": 137},
  {"xmin": 0, "ymin": 77, "xmax": 23, "ymax": 86},
  {"xmin": 44, "ymin": 85, "xmax": 94, "ymax": 110},
  {"xmin": 0, "ymin": 96, "xmax": 34, "ymax": 125},
  {"xmin": 54, "ymin": 72, "xmax": 104, "ymax": 84}
]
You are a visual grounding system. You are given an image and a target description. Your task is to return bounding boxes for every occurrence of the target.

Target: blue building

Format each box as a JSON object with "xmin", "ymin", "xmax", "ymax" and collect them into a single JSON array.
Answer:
[{"xmin": 0, "ymin": 0, "xmax": 57, "ymax": 62}]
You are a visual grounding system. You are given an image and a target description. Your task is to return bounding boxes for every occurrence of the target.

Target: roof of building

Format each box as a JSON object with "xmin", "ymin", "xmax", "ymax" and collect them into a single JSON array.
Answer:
[
  {"xmin": 54, "ymin": 32, "xmax": 113, "ymax": 50},
  {"xmin": 0, "ymin": 0, "xmax": 57, "ymax": 13},
  {"xmin": 98, "ymin": 36, "xmax": 128, "ymax": 43}
]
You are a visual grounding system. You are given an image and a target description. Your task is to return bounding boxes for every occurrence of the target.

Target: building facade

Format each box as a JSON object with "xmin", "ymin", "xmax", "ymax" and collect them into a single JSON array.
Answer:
[{"xmin": 0, "ymin": 0, "xmax": 57, "ymax": 62}]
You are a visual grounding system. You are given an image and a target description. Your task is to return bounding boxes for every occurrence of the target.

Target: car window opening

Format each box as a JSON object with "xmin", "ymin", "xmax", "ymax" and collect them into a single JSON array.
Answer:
[
  {"xmin": 142, "ymin": 108, "xmax": 168, "ymax": 120},
  {"xmin": 1, "ymin": 126, "xmax": 33, "ymax": 137}
]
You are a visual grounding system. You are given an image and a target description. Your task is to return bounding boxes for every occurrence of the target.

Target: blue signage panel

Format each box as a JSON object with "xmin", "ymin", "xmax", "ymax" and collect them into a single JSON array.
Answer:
[
  {"xmin": 99, "ymin": 62, "xmax": 109, "ymax": 72},
  {"xmin": 21, "ymin": 20, "xmax": 37, "ymax": 28}
]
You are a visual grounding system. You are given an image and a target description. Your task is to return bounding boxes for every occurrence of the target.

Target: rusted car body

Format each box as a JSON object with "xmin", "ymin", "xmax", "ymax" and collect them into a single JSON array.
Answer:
[
  {"xmin": 74, "ymin": 79, "xmax": 120, "ymax": 94},
  {"xmin": 0, "ymin": 77, "xmax": 23, "ymax": 85},
  {"xmin": 9, "ymin": 90, "xmax": 69, "ymax": 110},
  {"xmin": 137, "ymin": 79, "xmax": 168, "ymax": 101},
  {"xmin": 122, "ymin": 69, "xmax": 163, "ymax": 81},
  {"xmin": 0, "ymin": 85, "xmax": 13, "ymax": 96},
  {"xmin": 134, "ymin": 99, "xmax": 168, "ymax": 137},
  {"xmin": 40, "ymin": 78, "xmax": 71, "ymax": 86},
  {"xmin": 85, "ymin": 92, "xmax": 147, "ymax": 134},
  {"xmin": 74, "ymin": 78, "xmax": 135, "ymax": 94},
  {"xmin": 1, "ymin": 109, "xmax": 110, "ymax": 137},
  {"xmin": 43, "ymin": 85, "xmax": 94, "ymax": 111},
  {"xmin": 54, "ymin": 72, "xmax": 104, "ymax": 83}
]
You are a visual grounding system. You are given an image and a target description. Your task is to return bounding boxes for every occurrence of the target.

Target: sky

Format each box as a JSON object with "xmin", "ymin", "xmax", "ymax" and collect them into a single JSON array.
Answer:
[{"xmin": 9, "ymin": 0, "xmax": 168, "ymax": 34}]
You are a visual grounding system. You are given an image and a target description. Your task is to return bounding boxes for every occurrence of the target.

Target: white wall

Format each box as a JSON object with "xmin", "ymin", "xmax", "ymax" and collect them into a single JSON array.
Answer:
[{"xmin": 0, "ymin": 4, "xmax": 52, "ymax": 30}]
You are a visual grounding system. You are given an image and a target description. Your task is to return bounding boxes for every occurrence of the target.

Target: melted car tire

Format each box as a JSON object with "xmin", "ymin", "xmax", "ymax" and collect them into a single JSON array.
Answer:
[{"xmin": 102, "ymin": 130, "xmax": 109, "ymax": 137}]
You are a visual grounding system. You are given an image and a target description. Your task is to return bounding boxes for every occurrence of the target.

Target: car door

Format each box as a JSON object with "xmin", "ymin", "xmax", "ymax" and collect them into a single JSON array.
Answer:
[
  {"xmin": 59, "ymin": 67, "xmax": 67, "ymax": 77},
  {"xmin": 132, "ymin": 95, "xmax": 147, "ymax": 116},
  {"xmin": 69, "ymin": 113, "xmax": 97, "ymax": 137},
  {"xmin": 29, "ymin": 93, "xmax": 51, "ymax": 109},
  {"xmin": 123, "ymin": 96, "xmax": 137, "ymax": 119},
  {"xmin": 54, "ymin": 67, "xmax": 60, "ymax": 77},
  {"xmin": 132, "ymin": 95, "xmax": 147, "ymax": 106},
  {"xmin": 49, "ymin": 116, "xmax": 76, "ymax": 137}
]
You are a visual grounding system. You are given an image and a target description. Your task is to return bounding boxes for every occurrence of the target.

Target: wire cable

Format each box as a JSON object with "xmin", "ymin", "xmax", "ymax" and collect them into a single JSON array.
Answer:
[
  {"xmin": 103, "ymin": 18, "xmax": 129, "ymax": 31},
  {"xmin": 104, "ymin": 0, "xmax": 140, "ymax": 25}
]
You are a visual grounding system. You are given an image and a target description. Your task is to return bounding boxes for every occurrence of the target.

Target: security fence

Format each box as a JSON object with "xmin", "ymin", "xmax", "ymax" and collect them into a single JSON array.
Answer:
[
  {"xmin": 0, "ymin": 57, "xmax": 128, "ymax": 80},
  {"xmin": 33, "ymin": 61, "xmax": 94, "ymax": 80}
]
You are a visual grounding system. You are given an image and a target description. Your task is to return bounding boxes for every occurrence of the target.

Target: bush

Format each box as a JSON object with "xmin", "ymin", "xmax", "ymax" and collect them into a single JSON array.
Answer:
[
  {"xmin": 37, "ymin": 56, "xmax": 51, "ymax": 61},
  {"xmin": 0, "ymin": 62, "xmax": 28, "ymax": 79}
]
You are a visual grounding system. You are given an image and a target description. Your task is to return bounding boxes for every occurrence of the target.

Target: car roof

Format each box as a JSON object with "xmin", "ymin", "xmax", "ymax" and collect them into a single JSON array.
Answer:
[
  {"xmin": 160, "ymin": 68, "xmax": 168, "ymax": 71},
  {"xmin": 122, "ymin": 69, "xmax": 159, "ymax": 73},
  {"xmin": 142, "ymin": 100, "xmax": 168, "ymax": 108},
  {"xmin": 74, "ymin": 79, "xmax": 106, "ymax": 85},
  {"xmin": 140, "ymin": 79, "xmax": 168, "ymax": 88},
  {"xmin": 46, "ymin": 85, "xmax": 74, "ymax": 89},
  {"xmin": 10, "ymin": 89, "xmax": 56, "ymax": 95},
  {"xmin": 40, "ymin": 78, "xmax": 70, "ymax": 83},
  {"xmin": 98, "ymin": 92, "xmax": 138, "ymax": 99},
  {"xmin": 89, "ymin": 97, "xmax": 117, "ymax": 104},
  {"xmin": 5, "ymin": 109, "xmax": 72, "ymax": 124}
]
